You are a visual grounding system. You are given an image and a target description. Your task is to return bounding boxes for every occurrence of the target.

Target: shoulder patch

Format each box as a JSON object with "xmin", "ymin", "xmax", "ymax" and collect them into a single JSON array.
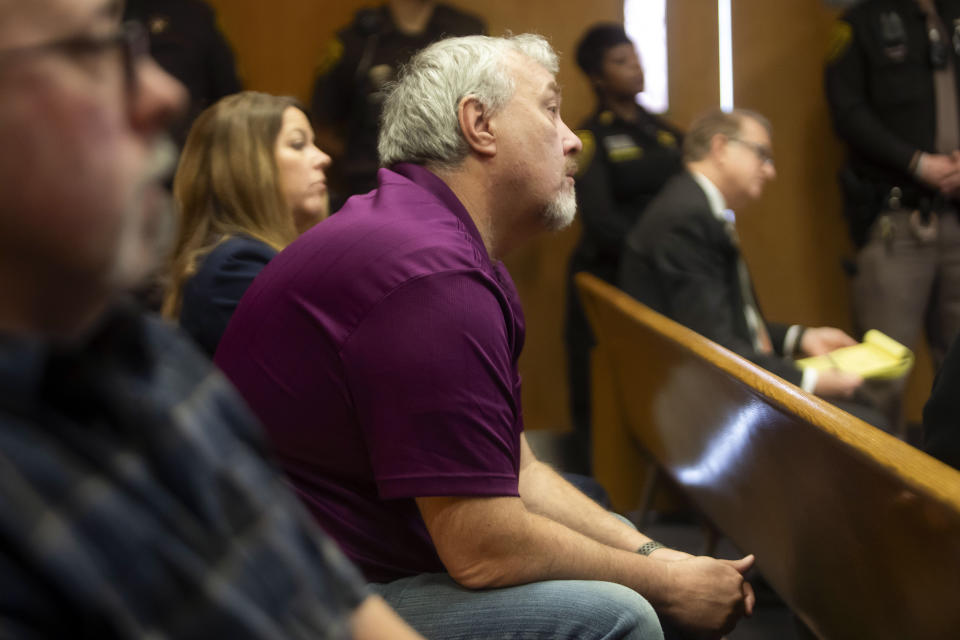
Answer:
[
  {"xmin": 316, "ymin": 37, "xmax": 344, "ymax": 76},
  {"xmin": 576, "ymin": 130, "xmax": 596, "ymax": 178},
  {"xmin": 827, "ymin": 20, "xmax": 853, "ymax": 63},
  {"xmin": 657, "ymin": 130, "xmax": 678, "ymax": 148}
]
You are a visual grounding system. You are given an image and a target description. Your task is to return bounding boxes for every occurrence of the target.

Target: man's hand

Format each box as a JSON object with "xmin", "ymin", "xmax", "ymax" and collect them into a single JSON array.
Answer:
[
  {"xmin": 813, "ymin": 368, "xmax": 863, "ymax": 399},
  {"xmin": 945, "ymin": 151, "xmax": 960, "ymax": 198},
  {"xmin": 351, "ymin": 596, "xmax": 425, "ymax": 640},
  {"xmin": 916, "ymin": 152, "xmax": 960, "ymax": 193},
  {"xmin": 799, "ymin": 327, "xmax": 857, "ymax": 357},
  {"xmin": 659, "ymin": 555, "xmax": 755, "ymax": 637},
  {"xmin": 648, "ymin": 547, "xmax": 694, "ymax": 562}
]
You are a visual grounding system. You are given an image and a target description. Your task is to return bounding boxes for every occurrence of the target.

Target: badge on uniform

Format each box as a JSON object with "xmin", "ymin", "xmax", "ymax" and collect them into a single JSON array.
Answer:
[
  {"xmin": 602, "ymin": 134, "xmax": 643, "ymax": 163},
  {"xmin": 827, "ymin": 20, "xmax": 854, "ymax": 63},
  {"xmin": 148, "ymin": 15, "xmax": 169, "ymax": 36},
  {"xmin": 879, "ymin": 11, "xmax": 907, "ymax": 62},
  {"xmin": 316, "ymin": 38, "xmax": 345, "ymax": 76},
  {"xmin": 656, "ymin": 130, "xmax": 678, "ymax": 148}
]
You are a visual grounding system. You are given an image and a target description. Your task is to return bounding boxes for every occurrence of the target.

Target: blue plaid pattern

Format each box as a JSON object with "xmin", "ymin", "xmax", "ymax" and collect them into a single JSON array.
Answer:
[{"xmin": 0, "ymin": 307, "xmax": 368, "ymax": 638}]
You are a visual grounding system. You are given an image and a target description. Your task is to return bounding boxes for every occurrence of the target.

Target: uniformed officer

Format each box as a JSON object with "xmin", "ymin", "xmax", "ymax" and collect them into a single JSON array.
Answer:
[
  {"xmin": 124, "ymin": 0, "xmax": 241, "ymax": 148},
  {"xmin": 122, "ymin": 0, "xmax": 242, "ymax": 311},
  {"xmin": 825, "ymin": 0, "xmax": 960, "ymax": 431},
  {"xmin": 310, "ymin": 1, "xmax": 485, "ymax": 208},
  {"xmin": 564, "ymin": 24, "xmax": 684, "ymax": 474}
]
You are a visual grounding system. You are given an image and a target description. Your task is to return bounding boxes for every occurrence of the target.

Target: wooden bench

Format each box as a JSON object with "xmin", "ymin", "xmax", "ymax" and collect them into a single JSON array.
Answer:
[{"xmin": 575, "ymin": 272, "xmax": 960, "ymax": 640}]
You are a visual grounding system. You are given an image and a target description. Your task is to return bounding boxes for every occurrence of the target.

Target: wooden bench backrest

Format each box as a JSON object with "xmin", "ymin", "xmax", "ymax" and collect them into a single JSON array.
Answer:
[{"xmin": 576, "ymin": 272, "xmax": 960, "ymax": 640}]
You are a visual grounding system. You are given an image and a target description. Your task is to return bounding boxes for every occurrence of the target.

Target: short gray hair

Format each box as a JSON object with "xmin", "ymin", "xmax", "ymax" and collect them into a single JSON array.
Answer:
[{"xmin": 378, "ymin": 34, "xmax": 559, "ymax": 170}]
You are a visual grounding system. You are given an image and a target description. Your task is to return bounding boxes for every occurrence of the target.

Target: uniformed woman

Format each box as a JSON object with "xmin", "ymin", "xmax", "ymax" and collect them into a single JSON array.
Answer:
[{"xmin": 565, "ymin": 23, "xmax": 685, "ymax": 473}]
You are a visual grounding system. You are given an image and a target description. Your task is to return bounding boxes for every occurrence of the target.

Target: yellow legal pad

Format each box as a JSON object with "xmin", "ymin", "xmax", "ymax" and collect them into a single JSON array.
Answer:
[{"xmin": 795, "ymin": 330, "xmax": 914, "ymax": 380}]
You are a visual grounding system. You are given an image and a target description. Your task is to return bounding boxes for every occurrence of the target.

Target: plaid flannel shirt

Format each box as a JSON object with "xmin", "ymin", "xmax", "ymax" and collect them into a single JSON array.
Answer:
[{"xmin": 0, "ymin": 306, "xmax": 368, "ymax": 638}]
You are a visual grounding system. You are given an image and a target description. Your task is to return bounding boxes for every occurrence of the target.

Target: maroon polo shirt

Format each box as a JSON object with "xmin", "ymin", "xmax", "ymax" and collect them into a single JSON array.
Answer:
[{"xmin": 215, "ymin": 163, "xmax": 526, "ymax": 583}]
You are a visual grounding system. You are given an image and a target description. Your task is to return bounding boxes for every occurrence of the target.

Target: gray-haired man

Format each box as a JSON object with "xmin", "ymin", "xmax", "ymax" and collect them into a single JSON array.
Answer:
[
  {"xmin": 0, "ymin": 0, "xmax": 421, "ymax": 636},
  {"xmin": 218, "ymin": 34, "xmax": 755, "ymax": 639}
]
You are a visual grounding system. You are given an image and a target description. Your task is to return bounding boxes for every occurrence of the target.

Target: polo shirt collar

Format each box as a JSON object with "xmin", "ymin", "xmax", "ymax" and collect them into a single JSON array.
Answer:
[{"xmin": 388, "ymin": 163, "xmax": 488, "ymax": 253}]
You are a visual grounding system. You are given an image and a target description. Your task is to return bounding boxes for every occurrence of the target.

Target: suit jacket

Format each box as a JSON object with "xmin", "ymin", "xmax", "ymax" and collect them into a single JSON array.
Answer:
[
  {"xmin": 180, "ymin": 235, "xmax": 277, "ymax": 357},
  {"xmin": 619, "ymin": 171, "xmax": 802, "ymax": 385}
]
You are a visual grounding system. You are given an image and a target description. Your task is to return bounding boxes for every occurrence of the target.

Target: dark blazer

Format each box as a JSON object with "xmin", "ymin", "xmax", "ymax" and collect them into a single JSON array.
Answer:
[
  {"xmin": 619, "ymin": 171, "xmax": 802, "ymax": 385},
  {"xmin": 923, "ymin": 335, "xmax": 960, "ymax": 470},
  {"xmin": 180, "ymin": 235, "xmax": 276, "ymax": 357}
]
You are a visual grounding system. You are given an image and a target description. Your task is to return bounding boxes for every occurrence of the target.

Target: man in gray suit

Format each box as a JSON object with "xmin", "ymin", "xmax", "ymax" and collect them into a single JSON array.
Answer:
[{"xmin": 620, "ymin": 108, "xmax": 864, "ymax": 401}]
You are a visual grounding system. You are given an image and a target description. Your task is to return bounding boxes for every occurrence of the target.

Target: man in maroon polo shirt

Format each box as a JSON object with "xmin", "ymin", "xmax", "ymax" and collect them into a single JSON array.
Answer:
[{"xmin": 217, "ymin": 33, "xmax": 754, "ymax": 639}]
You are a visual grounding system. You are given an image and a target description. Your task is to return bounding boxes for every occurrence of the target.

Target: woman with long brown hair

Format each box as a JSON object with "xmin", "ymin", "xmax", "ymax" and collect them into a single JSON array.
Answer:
[{"xmin": 163, "ymin": 91, "xmax": 331, "ymax": 356}]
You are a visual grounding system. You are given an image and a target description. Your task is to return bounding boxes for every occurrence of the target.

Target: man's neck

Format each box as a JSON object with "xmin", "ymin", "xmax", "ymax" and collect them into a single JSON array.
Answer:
[
  {"xmin": 603, "ymin": 94, "xmax": 640, "ymax": 124},
  {"xmin": 432, "ymin": 163, "xmax": 498, "ymax": 256},
  {"xmin": 431, "ymin": 160, "xmax": 539, "ymax": 261},
  {"xmin": 686, "ymin": 159, "xmax": 736, "ymax": 209}
]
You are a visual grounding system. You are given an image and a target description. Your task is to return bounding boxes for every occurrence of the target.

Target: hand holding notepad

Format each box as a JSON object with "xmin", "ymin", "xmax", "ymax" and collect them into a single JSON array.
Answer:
[{"xmin": 795, "ymin": 330, "xmax": 914, "ymax": 380}]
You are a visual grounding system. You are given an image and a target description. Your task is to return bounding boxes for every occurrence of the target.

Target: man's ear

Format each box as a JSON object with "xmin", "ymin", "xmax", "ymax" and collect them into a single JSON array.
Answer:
[
  {"xmin": 710, "ymin": 133, "xmax": 728, "ymax": 161},
  {"xmin": 458, "ymin": 96, "xmax": 496, "ymax": 158}
]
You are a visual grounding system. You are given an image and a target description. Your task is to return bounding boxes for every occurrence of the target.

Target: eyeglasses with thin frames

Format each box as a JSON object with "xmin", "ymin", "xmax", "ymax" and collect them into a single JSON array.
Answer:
[
  {"xmin": 728, "ymin": 137, "xmax": 775, "ymax": 168},
  {"xmin": 0, "ymin": 21, "xmax": 149, "ymax": 95}
]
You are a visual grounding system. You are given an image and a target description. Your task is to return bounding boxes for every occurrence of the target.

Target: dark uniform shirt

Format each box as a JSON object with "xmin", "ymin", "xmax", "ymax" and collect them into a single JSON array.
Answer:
[
  {"xmin": 825, "ymin": 0, "xmax": 960, "ymax": 244},
  {"xmin": 124, "ymin": 0, "xmax": 242, "ymax": 147},
  {"xmin": 0, "ymin": 307, "xmax": 368, "ymax": 638},
  {"xmin": 571, "ymin": 106, "xmax": 684, "ymax": 280},
  {"xmin": 311, "ymin": 3, "xmax": 485, "ymax": 200},
  {"xmin": 563, "ymin": 106, "xmax": 683, "ymax": 462}
]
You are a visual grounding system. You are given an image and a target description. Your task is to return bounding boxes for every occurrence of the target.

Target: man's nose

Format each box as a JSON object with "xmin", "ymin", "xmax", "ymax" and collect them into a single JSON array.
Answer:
[
  {"xmin": 561, "ymin": 119, "xmax": 583, "ymax": 155},
  {"xmin": 129, "ymin": 57, "xmax": 187, "ymax": 135}
]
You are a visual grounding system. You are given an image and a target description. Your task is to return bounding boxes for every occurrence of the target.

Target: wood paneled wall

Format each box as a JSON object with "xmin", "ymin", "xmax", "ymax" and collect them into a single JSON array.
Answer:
[{"xmin": 204, "ymin": 0, "xmax": 932, "ymax": 428}]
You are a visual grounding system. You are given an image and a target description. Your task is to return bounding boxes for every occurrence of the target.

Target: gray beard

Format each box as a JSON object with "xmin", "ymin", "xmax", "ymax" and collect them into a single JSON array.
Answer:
[
  {"xmin": 542, "ymin": 185, "xmax": 576, "ymax": 231},
  {"xmin": 108, "ymin": 136, "xmax": 179, "ymax": 291}
]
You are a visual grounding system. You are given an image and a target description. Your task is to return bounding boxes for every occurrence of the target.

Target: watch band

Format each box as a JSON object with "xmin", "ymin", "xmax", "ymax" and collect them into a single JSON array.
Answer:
[{"xmin": 637, "ymin": 540, "xmax": 666, "ymax": 556}]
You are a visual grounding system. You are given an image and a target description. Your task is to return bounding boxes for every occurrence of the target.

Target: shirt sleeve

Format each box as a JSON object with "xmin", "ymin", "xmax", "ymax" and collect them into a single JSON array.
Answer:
[
  {"xmin": 202, "ymin": 6, "xmax": 243, "ymax": 98},
  {"xmin": 340, "ymin": 270, "xmax": 521, "ymax": 499},
  {"xmin": 181, "ymin": 240, "xmax": 274, "ymax": 358},
  {"xmin": 824, "ymin": 15, "xmax": 918, "ymax": 173},
  {"xmin": 311, "ymin": 32, "xmax": 357, "ymax": 129}
]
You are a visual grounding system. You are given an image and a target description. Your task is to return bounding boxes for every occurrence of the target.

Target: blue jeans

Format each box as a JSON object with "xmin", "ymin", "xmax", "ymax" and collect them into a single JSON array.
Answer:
[{"xmin": 370, "ymin": 572, "xmax": 663, "ymax": 639}]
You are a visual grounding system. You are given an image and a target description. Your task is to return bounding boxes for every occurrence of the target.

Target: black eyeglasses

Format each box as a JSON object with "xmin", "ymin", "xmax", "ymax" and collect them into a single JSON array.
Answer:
[
  {"xmin": 0, "ymin": 21, "xmax": 149, "ymax": 93},
  {"xmin": 728, "ymin": 137, "xmax": 775, "ymax": 167}
]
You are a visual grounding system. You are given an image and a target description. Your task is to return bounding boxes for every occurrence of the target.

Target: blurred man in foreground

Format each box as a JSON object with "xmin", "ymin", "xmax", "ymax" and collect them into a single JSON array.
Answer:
[{"xmin": 0, "ymin": 0, "xmax": 420, "ymax": 636}]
